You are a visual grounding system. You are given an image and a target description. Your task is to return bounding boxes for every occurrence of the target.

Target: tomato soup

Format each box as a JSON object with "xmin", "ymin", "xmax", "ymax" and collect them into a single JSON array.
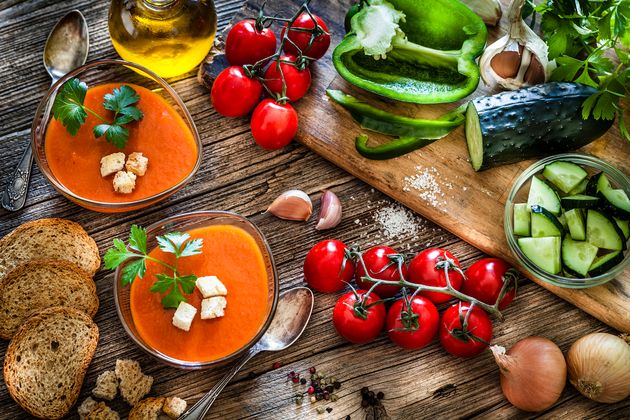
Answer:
[
  {"xmin": 130, "ymin": 225, "xmax": 270, "ymax": 362},
  {"xmin": 45, "ymin": 83, "xmax": 197, "ymax": 203}
]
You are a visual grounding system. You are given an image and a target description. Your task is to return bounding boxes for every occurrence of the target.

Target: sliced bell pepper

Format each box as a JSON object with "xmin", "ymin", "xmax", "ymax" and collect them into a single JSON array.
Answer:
[{"xmin": 333, "ymin": 0, "xmax": 487, "ymax": 104}]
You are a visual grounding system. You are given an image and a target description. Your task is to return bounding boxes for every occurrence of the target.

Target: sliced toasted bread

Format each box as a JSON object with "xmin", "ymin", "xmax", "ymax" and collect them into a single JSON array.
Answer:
[
  {"xmin": 3, "ymin": 307, "xmax": 99, "ymax": 419},
  {"xmin": 0, "ymin": 218, "xmax": 101, "ymax": 280},
  {"xmin": 0, "ymin": 260, "xmax": 99, "ymax": 339},
  {"xmin": 128, "ymin": 397, "xmax": 165, "ymax": 420}
]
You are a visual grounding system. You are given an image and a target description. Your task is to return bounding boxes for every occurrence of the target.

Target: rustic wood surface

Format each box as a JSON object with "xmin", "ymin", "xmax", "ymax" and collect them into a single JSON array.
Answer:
[
  {"xmin": 199, "ymin": 0, "xmax": 630, "ymax": 333},
  {"xmin": 0, "ymin": 1, "xmax": 628, "ymax": 419}
]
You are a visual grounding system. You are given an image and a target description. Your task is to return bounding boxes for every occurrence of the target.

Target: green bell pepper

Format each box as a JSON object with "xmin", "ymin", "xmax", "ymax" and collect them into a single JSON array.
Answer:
[{"xmin": 333, "ymin": 0, "xmax": 487, "ymax": 104}]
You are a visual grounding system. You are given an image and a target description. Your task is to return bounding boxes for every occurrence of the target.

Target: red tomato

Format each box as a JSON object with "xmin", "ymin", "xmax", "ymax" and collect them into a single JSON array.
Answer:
[
  {"xmin": 333, "ymin": 290, "xmax": 385, "ymax": 344},
  {"xmin": 264, "ymin": 55, "xmax": 311, "ymax": 102},
  {"xmin": 250, "ymin": 99, "xmax": 298, "ymax": 150},
  {"xmin": 462, "ymin": 258, "xmax": 517, "ymax": 310},
  {"xmin": 386, "ymin": 295, "xmax": 439, "ymax": 350},
  {"xmin": 281, "ymin": 13, "xmax": 331, "ymax": 59},
  {"xmin": 439, "ymin": 302, "xmax": 493, "ymax": 358},
  {"xmin": 225, "ymin": 19, "xmax": 277, "ymax": 66},
  {"xmin": 303, "ymin": 239, "xmax": 354, "ymax": 293},
  {"xmin": 211, "ymin": 66, "xmax": 263, "ymax": 117},
  {"xmin": 407, "ymin": 248, "xmax": 464, "ymax": 304},
  {"xmin": 355, "ymin": 245, "xmax": 407, "ymax": 298}
]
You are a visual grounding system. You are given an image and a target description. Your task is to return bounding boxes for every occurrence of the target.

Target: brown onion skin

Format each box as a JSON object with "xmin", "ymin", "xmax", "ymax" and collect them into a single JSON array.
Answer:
[
  {"xmin": 567, "ymin": 333, "xmax": 630, "ymax": 403},
  {"xmin": 494, "ymin": 337, "xmax": 566, "ymax": 412}
]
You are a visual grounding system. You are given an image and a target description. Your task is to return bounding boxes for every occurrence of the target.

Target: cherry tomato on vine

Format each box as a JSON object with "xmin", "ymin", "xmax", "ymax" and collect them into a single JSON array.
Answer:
[
  {"xmin": 264, "ymin": 55, "xmax": 311, "ymax": 102},
  {"xmin": 304, "ymin": 239, "xmax": 354, "ymax": 293},
  {"xmin": 281, "ymin": 13, "xmax": 331, "ymax": 60},
  {"xmin": 355, "ymin": 245, "xmax": 407, "ymax": 298},
  {"xmin": 250, "ymin": 99, "xmax": 298, "ymax": 150},
  {"xmin": 211, "ymin": 66, "xmax": 263, "ymax": 117},
  {"xmin": 439, "ymin": 302, "xmax": 493, "ymax": 358},
  {"xmin": 225, "ymin": 19, "xmax": 277, "ymax": 66},
  {"xmin": 407, "ymin": 248, "xmax": 464, "ymax": 304},
  {"xmin": 386, "ymin": 295, "xmax": 439, "ymax": 350},
  {"xmin": 333, "ymin": 290, "xmax": 385, "ymax": 344},
  {"xmin": 462, "ymin": 258, "xmax": 517, "ymax": 310}
]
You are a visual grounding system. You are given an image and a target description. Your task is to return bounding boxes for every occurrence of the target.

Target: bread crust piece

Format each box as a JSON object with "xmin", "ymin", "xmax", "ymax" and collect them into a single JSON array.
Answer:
[
  {"xmin": 3, "ymin": 307, "xmax": 99, "ymax": 419},
  {"xmin": 0, "ymin": 218, "xmax": 101, "ymax": 279},
  {"xmin": 0, "ymin": 260, "xmax": 99, "ymax": 339}
]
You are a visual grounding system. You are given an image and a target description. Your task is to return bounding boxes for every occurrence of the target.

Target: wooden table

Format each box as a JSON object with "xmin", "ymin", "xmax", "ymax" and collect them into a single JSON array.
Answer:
[{"xmin": 0, "ymin": 1, "xmax": 628, "ymax": 419}]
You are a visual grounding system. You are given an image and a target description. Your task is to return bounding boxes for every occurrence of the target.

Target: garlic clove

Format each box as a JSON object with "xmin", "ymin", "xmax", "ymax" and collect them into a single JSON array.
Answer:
[
  {"xmin": 267, "ymin": 190, "xmax": 312, "ymax": 221},
  {"xmin": 460, "ymin": 0, "xmax": 502, "ymax": 26},
  {"xmin": 316, "ymin": 190, "xmax": 342, "ymax": 230},
  {"xmin": 479, "ymin": 0, "xmax": 552, "ymax": 90}
]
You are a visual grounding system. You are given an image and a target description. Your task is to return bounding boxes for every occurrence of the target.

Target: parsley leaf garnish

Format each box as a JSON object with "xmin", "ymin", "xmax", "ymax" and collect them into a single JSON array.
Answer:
[
  {"xmin": 103, "ymin": 225, "xmax": 203, "ymax": 309},
  {"xmin": 51, "ymin": 78, "xmax": 144, "ymax": 148}
]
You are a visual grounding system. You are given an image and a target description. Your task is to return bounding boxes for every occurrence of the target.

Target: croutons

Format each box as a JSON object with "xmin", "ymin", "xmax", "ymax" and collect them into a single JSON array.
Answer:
[
  {"xmin": 92, "ymin": 370, "xmax": 118, "ymax": 401},
  {"xmin": 78, "ymin": 397, "xmax": 99, "ymax": 419},
  {"xmin": 196, "ymin": 276, "xmax": 228, "ymax": 298},
  {"xmin": 100, "ymin": 153, "xmax": 126, "ymax": 177},
  {"xmin": 163, "ymin": 397, "xmax": 187, "ymax": 419},
  {"xmin": 126, "ymin": 152, "xmax": 149, "ymax": 176},
  {"xmin": 128, "ymin": 397, "xmax": 165, "ymax": 420},
  {"xmin": 172, "ymin": 302, "xmax": 197, "ymax": 331},
  {"xmin": 113, "ymin": 171, "xmax": 137, "ymax": 194},
  {"xmin": 85, "ymin": 402, "xmax": 120, "ymax": 420},
  {"xmin": 201, "ymin": 296, "xmax": 227, "ymax": 320},
  {"xmin": 115, "ymin": 359, "xmax": 153, "ymax": 406}
]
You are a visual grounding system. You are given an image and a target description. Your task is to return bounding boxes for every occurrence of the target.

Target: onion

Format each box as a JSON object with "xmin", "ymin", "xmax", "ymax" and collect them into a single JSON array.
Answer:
[
  {"xmin": 567, "ymin": 332, "xmax": 630, "ymax": 403},
  {"xmin": 491, "ymin": 337, "xmax": 566, "ymax": 412}
]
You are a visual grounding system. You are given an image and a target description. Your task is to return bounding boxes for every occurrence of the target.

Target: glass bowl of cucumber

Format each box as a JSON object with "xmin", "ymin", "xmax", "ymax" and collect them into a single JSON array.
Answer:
[{"xmin": 505, "ymin": 153, "xmax": 630, "ymax": 288}]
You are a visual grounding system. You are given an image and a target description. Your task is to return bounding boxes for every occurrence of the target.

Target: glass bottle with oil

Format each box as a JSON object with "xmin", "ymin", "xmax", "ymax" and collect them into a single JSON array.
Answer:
[{"xmin": 109, "ymin": 0, "xmax": 217, "ymax": 78}]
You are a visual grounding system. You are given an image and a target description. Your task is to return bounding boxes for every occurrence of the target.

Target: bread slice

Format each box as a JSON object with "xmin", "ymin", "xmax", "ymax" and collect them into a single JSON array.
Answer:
[
  {"xmin": 0, "ymin": 260, "xmax": 99, "ymax": 339},
  {"xmin": 3, "ymin": 307, "xmax": 99, "ymax": 419},
  {"xmin": 0, "ymin": 218, "xmax": 101, "ymax": 280},
  {"xmin": 128, "ymin": 397, "xmax": 165, "ymax": 420}
]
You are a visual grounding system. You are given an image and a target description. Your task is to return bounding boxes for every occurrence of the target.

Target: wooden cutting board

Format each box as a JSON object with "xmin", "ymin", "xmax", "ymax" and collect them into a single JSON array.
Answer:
[{"xmin": 200, "ymin": 0, "xmax": 630, "ymax": 332}]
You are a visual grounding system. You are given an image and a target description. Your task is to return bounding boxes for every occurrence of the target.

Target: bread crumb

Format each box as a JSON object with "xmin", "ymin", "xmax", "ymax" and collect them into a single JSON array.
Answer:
[
  {"xmin": 115, "ymin": 359, "xmax": 153, "ymax": 406},
  {"xmin": 100, "ymin": 153, "xmax": 126, "ymax": 177},
  {"xmin": 163, "ymin": 397, "xmax": 187, "ymax": 419},
  {"xmin": 126, "ymin": 152, "xmax": 149, "ymax": 176},
  {"xmin": 79, "ymin": 397, "xmax": 99, "ymax": 419},
  {"xmin": 113, "ymin": 171, "xmax": 137, "ymax": 194},
  {"xmin": 201, "ymin": 296, "xmax": 227, "ymax": 320},
  {"xmin": 92, "ymin": 370, "xmax": 118, "ymax": 400}
]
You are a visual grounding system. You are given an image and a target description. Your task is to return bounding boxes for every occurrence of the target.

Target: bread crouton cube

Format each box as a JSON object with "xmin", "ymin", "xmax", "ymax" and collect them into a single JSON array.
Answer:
[
  {"xmin": 201, "ymin": 296, "xmax": 227, "ymax": 320},
  {"xmin": 100, "ymin": 153, "xmax": 126, "ymax": 177},
  {"xmin": 92, "ymin": 370, "xmax": 118, "ymax": 400},
  {"xmin": 113, "ymin": 171, "xmax": 137, "ymax": 194},
  {"xmin": 126, "ymin": 152, "xmax": 149, "ymax": 176},
  {"xmin": 128, "ymin": 397, "xmax": 165, "ymax": 420},
  {"xmin": 172, "ymin": 302, "xmax": 197, "ymax": 331},
  {"xmin": 78, "ymin": 397, "xmax": 99, "ymax": 419},
  {"xmin": 195, "ymin": 276, "xmax": 228, "ymax": 298},
  {"xmin": 163, "ymin": 397, "xmax": 187, "ymax": 419},
  {"xmin": 115, "ymin": 359, "xmax": 153, "ymax": 406},
  {"xmin": 85, "ymin": 402, "xmax": 120, "ymax": 420}
]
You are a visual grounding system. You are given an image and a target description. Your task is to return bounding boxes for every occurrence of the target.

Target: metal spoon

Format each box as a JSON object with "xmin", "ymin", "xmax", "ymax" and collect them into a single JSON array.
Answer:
[
  {"xmin": 181, "ymin": 287, "xmax": 314, "ymax": 419},
  {"xmin": 1, "ymin": 10, "xmax": 89, "ymax": 211}
]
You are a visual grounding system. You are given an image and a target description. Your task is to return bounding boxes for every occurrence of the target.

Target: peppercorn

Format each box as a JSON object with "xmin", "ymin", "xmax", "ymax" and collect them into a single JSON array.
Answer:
[
  {"xmin": 331, "ymin": 394, "xmax": 338, "ymax": 402},
  {"xmin": 345, "ymin": 416, "xmax": 351, "ymax": 420},
  {"xmin": 309, "ymin": 367, "xmax": 316, "ymax": 374},
  {"xmin": 296, "ymin": 396, "xmax": 303, "ymax": 405},
  {"xmin": 334, "ymin": 381, "xmax": 341, "ymax": 390},
  {"xmin": 307, "ymin": 386, "xmax": 315, "ymax": 395},
  {"xmin": 272, "ymin": 362, "xmax": 281, "ymax": 370},
  {"xmin": 316, "ymin": 407, "xmax": 325, "ymax": 415},
  {"xmin": 368, "ymin": 391, "xmax": 375, "ymax": 399},
  {"xmin": 377, "ymin": 391, "xmax": 385, "ymax": 400},
  {"xmin": 316, "ymin": 393, "xmax": 323, "ymax": 401},
  {"xmin": 330, "ymin": 376, "xmax": 337, "ymax": 383},
  {"xmin": 323, "ymin": 392, "xmax": 330, "ymax": 400},
  {"xmin": 326, "ymin": 407, "xmax": 333, "ymax": 413},
  {"xmin": 361, "ymin": 387, "xmax": 369, "ymax": 396},
  {"xmin": 310, "ymin": 396, "xmax": 317, "ymax": 403},
  {"xmin": 361, "ymin": 399, "xmax": 369, "ymax": 408},
  {"xmin": 325, "ymin": 385, "xmax": 334, "ymax": 393},
  {"xmin": 300, "ymin": 378, "xmax": 307, "ymax": 385},
  {"xmin": 292, "ymin": 376, "xmax": 299, "ymax": 384}
]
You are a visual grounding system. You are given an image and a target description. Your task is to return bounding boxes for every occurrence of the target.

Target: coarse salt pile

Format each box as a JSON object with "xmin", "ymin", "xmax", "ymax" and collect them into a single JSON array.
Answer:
[
  {"xmin": 403, "ymin": 166, "xmax": 446, "ymax": 207},
  {"xmin": 373, "ymin": 204, "xmax": 420, "ymax": 240}
]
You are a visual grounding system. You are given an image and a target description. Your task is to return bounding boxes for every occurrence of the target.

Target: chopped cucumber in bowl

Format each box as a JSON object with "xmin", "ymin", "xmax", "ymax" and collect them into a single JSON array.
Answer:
[{"xmin": 505, "ymin": 154, "xmax": 630, "ymax": 288}]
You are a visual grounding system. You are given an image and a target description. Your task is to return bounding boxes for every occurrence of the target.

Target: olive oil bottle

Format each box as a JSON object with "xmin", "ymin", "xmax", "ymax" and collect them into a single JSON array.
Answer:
[{"xmin": 109, "ymin": 0, "xmax": 217, "ymax": 78}]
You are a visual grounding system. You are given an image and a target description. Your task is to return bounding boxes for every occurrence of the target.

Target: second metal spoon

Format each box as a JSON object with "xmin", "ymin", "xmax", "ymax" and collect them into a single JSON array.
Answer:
[{"xmin": 1, "ymin": 10, "xmax": 89, "ymax": 211}]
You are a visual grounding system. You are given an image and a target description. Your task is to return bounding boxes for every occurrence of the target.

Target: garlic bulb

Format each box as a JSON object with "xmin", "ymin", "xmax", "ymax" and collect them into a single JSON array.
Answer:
[
  {"xmin": 460, "ymin": 0, "xmax": 502, "ymax": 26},
  {"xmin": 479, "ymin": 0, "xmax": 552, "ymax": 89},
  {"xmin": 267, "ymin": 190, "xmax": 312, "ymax": 221},
  {"xmin": 567, "ymin": 333, "xmax": 630, "ymax": 403},
  {"xmin": 316, "ymin": 190, "xmax": 342, "ymax": 230}
]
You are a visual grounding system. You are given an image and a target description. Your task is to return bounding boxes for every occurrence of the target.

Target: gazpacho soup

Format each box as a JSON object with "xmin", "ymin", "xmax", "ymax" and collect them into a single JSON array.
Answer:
[
  {"xmin": 130, "ymin": 224, "xmax": 270, "ymax": 362},
  {"xmin": 45, "ymin": 82, "xmax": 198, "ymax": 203}
]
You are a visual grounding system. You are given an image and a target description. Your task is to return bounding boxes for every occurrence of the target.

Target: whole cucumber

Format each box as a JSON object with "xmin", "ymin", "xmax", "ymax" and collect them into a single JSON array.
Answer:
[{"xmin": 465, "ymin": 82, "xmax": 614, "ymax": 171}]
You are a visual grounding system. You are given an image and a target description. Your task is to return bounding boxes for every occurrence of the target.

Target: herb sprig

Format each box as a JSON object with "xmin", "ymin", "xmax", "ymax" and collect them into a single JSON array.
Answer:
[
  {"xmin": 524, "ymin": 0, "xmax": 630, "ymax": 141},
  {"xmin": 104, "ymin": 225, "xmax": 203, "ymax": 309},
  {"xmin": 52, "ymin": 78, "xmax": 144, "ymax": 148}
]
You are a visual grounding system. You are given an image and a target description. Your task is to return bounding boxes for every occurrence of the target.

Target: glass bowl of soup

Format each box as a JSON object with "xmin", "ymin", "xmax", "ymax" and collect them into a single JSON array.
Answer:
[
  {"xmin": 32, "ymin": 59, "xmax": 202, "ymax": 212},
  {"xmin": 114, "ymin": 211, "xmax": 279, "ymax": 369}
]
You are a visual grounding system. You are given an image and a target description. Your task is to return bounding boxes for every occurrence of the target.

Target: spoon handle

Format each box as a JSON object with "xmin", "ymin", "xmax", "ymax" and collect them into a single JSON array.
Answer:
[
  {"xmin": 1, "ymin": 143, "xmax": 33, "ymax": 211},
  {"xmin": 180, "ymin": 346, "xmax": 260, "ymax": 420}
]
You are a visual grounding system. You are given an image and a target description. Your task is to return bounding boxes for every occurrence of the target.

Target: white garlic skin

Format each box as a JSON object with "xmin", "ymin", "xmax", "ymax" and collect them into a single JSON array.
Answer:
[{"xmin": 460, "ymin": 0, "xmax": 502, "ymax": 26}]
